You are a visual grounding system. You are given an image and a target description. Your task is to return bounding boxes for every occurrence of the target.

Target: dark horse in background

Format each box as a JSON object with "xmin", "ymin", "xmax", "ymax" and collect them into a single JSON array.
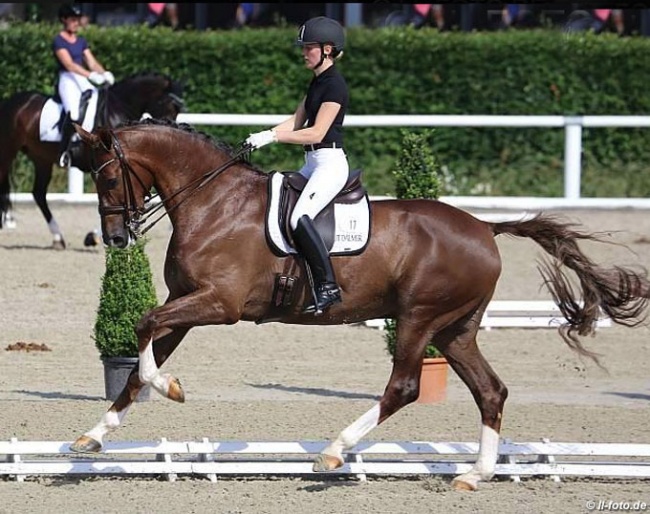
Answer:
[
  {"xmin": 0, "ymin": 72, "xmax": 184, "ymax": 249},
  {"xmin": 71, "ymin": 119, "xmax": 650, "ymax": 491}
]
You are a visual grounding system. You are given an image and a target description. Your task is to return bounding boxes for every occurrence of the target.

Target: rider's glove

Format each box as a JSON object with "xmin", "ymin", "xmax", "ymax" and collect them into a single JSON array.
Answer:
[
  {"xmin": 103, "ymin": 71, "xmax": 115, "ymax": 85},
  {"xmin": 88, "ymin": 71, "xmax": 106, "ymax": 86},
  {"xmin": 244, "ymin": 129, "xmax": 277, "ymax": 151}
]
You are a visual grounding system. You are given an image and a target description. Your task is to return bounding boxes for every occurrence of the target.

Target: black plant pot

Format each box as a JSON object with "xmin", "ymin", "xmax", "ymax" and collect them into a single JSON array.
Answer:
[{"xmin": 101, "ymin": 356, "xmax": 151, "ymax": 402}]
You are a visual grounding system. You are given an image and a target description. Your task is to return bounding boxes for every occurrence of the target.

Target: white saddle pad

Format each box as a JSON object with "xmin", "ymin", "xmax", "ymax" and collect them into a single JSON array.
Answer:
[
  {"xmin": 39, "ymin": 93, "xmax": 99, "ymax": 142},
  {"xmin": 266, "ymin": 171, "xmax": 371, "ymax": 256}
]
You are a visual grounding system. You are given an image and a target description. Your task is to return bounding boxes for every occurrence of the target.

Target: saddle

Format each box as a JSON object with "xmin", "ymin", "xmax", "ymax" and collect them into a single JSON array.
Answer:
[
  {"xmin": 277, "ymin": 169, "xmax": 367, "ymax": 250},
  {"xmin": 260, "ymin": 169, "xmax": 371, "ymax": 322},
  {"xmin": 40, "ymin": 88, "xmax": 108, "ymax": 143}
]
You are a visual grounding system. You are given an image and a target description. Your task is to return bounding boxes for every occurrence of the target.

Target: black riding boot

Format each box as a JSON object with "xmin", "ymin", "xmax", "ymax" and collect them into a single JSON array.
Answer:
[
  {"xmin": 292, "ymin": 215, "xmax": 342, "ymax": 315},
  {"xmin": 58, "ymin": 117, "xmax": 76, "ymax": 168}
]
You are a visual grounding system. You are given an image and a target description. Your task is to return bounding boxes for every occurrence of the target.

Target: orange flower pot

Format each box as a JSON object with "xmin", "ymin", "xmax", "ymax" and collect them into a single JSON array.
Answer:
[{"xmin": 417, "ymin": 357, "xmax": 448, "ymax": 404}]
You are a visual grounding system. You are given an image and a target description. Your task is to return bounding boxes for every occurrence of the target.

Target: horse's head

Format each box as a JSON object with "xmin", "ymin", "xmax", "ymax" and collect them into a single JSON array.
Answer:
[
  {"xmin": 74, "ymin": 123, "xmax": 155, "ymax": 249},
  {"xmin": 109, "ymin": 72, "xmax": 185, "ymax": 123}
]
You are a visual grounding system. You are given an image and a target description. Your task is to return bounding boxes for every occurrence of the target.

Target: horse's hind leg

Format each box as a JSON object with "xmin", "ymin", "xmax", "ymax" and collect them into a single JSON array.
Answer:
[
  {"xmin": 314, "ymin": 315, "xmax": 435, "ymax": 472},
  {"xmin": 70, "ymin": 327, "xmax": 189, "ymax": 453},
  {"xmin": 438, "ymin": 318, "xmax": 508, "ymax": 491},
  {"xmin": 31, "ymin": 159, "xmax": 66, "ymax": 249}
]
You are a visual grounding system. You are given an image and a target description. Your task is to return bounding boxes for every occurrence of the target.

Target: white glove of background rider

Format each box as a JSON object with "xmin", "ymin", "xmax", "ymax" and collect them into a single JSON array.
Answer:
[
  {"xmin": 245, "ymin": 129, "xmax": 277, "ymax": 151},
  {"xmin": 103, "ymin": 71, "xmax": 115, "ymax": 85},
  {"xmin": 88, "ymin": 71, "xmax": 106, "ymax": 86}
]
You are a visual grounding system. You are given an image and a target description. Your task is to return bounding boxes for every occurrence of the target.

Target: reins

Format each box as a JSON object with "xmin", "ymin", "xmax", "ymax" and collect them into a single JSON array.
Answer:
[{"xmin": 99, "ymin": 129, "xmax": 251, "ymax": 237}]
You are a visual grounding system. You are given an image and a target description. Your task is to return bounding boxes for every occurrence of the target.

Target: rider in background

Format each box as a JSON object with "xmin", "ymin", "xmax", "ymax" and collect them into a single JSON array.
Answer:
[
  {"xmin": 53, "ymin": 4, "xmax": 114, "ymax": 167},
  {"xmin": 244, "ymin": 16, "xmax": 349, "ymax": 316}
]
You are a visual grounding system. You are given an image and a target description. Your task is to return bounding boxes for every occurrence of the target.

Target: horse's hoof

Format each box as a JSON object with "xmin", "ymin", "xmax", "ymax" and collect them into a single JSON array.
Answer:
[
  {"xmin": 84, "ymin": 231, "xmax": 100, "ymax": 247},
  {"xmin": 70, "ymin": 435, "xmax": 102, "ymax": 453},
  {"xmin": 52, "ymin": 239, "xmax": 66, "ymax": 251},
  {"xmin": 167, "ymin": 377, "xmax": 185, "ymax": 403},
  {"xmin": 451, "ymin": 478, "xmax": 477, "ymax": 491},
  {"xmin": 312, "ymin": 454, "xmax": 344, "ymax": 472}
]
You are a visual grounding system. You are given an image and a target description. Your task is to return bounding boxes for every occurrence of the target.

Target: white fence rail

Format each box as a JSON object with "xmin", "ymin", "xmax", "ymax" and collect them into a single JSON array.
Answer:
[
  {"xmin": 3, "ymin": 438, "xmax": 649, "ymax": 482},
  {"xmin": 42, "ymin": 113, "xmax": 650, "ymax": 211},
  {"xmin": 363, "ymin": 300, "xmax": 612, "ymax": 331}
]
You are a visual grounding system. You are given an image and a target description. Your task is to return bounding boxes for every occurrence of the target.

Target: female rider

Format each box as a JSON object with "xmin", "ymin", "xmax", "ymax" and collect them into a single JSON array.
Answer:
[
  {"xmin": 244, "ymin": 16, "xmax": 349, "ymax": 316},
  {"xmin": 53, "ymin": 4, "xmax": 114, "ymax": 167}
]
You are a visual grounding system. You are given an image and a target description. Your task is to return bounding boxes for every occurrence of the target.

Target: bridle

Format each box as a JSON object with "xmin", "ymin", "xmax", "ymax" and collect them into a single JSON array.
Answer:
[{"xmin": 91, "ymin": 130, "xmax": 251, "ymax": 238}]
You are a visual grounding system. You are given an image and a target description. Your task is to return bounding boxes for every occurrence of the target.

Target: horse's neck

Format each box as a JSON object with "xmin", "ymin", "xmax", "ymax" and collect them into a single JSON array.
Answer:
[{"xmin": 153, "ymin": 157, "xmax": 266, "ymax": 223}]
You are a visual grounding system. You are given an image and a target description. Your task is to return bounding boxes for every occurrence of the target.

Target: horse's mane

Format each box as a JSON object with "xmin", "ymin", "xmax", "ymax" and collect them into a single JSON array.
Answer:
[
  {"xmin": 118, "ymin": 117, "xmax": 266, "ymax": 174},
  {"xmin": 121, "ymin": 71, "xmax": 173, "ymax": 83},
  {"xmin": 118, "ymin": 71, "xmax": 183, "ymax": 95}
]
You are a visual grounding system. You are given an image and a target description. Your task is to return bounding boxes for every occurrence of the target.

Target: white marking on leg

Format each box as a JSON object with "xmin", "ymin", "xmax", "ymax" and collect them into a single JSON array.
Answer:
[
  {"xmin": 139, "ymin": 336, "xmax": 157, "ymax": 383},
  {"xmin": 85, "ymin": 407, "xmax": 129, "ymax": 445},
  {"xmin": 454, "ymin": 424, "xmax": 500, "ymax": 489},
  {"xmin": 48, "ymin": 218, "xmax": 62, "ymax": 237},
  {"xmin": 322, "ymin": 404, "xmax": 380, "ymax": 460},
  {"xmin": 474, "ymin": 424, "xmax": 500, "ymax": 477},
  {"xmin": 139, "ymin": 336, "xmax": 169, "ymax": 394}
]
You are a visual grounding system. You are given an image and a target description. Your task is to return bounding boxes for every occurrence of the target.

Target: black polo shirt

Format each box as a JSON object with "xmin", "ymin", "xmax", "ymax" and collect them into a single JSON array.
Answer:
[{"xmin": 304, "ymin": 65, "xmax": 348, "ymax": 146}]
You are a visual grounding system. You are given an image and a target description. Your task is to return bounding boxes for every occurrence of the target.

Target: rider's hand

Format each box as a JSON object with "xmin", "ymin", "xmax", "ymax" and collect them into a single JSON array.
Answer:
[
  {"xmin": 103, "ymin": 71, "xmax": 115, "ymax": 85},
  {"xmin": 245, "ymin": 129, "xmax": 277, "ymax": 151},
  {"xmin": 88, "ymin": 71, "xmax": 106, "ymax": 86}
]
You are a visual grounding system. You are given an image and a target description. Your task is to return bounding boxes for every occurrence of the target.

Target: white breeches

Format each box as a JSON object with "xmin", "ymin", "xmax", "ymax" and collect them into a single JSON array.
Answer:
[
  {"xmin": 289, "ymin": 148, "xmax": 349, "ymax": 230},
  {"xmin": 57, "ymin": 71, "xmax": 96, "ymax": 120}
]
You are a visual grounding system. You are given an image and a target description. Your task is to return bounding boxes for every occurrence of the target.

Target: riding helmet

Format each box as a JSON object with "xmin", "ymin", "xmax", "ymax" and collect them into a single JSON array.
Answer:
[
  {"xmin": 58, "ymin": 4, "xmax": 82, "ymax": 20},
  {"xmin": 296, "ymin": 16, "xmax": 345, "ymax": 52}
]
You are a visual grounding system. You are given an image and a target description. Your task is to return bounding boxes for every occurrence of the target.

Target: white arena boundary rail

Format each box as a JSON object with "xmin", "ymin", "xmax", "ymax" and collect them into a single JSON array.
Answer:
[
  {"xmin": 9, "ymin": 113, "xmax": 650, "ymax": 210},
  {"xmin": 2, "ymin": 437, "xmax": 649, "ymax": 482},
  {"xmin": 364, "ymin": 301, "xmax": 612, "ymax": 331}
]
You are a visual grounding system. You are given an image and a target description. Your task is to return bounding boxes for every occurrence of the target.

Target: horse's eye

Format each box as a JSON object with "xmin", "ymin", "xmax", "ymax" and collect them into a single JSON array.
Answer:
[{"xmin": 106, "ymin": 178, "xmax": 118, "ymax": 190}]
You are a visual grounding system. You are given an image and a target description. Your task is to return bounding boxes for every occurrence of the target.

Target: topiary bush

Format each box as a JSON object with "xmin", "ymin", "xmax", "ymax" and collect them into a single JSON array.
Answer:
[
  {"xmin": 94, "ymin": 238, "xmax": 159, "ymax": 359},
  {"xmin": 385, "ymin": 130, "xmax": 443, "ymax": 360}
]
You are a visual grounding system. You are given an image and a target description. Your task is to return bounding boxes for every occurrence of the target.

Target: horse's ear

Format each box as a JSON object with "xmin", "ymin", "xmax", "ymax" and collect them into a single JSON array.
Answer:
[{"xmin": 73, "ymin": 123, "xmax": 100, "ymax": 147}]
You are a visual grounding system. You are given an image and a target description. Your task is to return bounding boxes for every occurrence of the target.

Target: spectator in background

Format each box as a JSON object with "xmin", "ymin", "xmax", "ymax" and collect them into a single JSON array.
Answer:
[
  {"xmin": 411, "ymin": 4, "xmax": 445, "ymax": 30},
  {"xmin": 500, "ymin": 4, "xmax": 536, "ymax": 29},
  {"xmin": 235, "ymin": 3, "xmax": 260, "ymax": 28},
  {"xmin": 0, "ymin": 3, "xmax": 15, "ymax": 28},
  {"xmin": 147, "ymin": 3, "xmax": 179, "ymax": 30},
  {"xmin": 593, "ymin": 9, "xmax": 625, "ymax": 35},
  {"xmin": 564, "ymin": 8, "xmax": 624, "ymax": 36}
]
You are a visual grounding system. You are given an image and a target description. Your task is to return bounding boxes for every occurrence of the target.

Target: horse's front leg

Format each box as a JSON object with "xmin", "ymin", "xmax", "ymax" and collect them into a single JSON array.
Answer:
[
  {"xmin": 135, "ymin": 290, "xmax": 235, "ymax": 401},
  {"xmin": 70, "ymin": 327, "xmax": 189, "ymax": 453}
]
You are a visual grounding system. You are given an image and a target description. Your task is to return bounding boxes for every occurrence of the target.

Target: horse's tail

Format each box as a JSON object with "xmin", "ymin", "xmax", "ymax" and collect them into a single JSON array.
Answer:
[{"xmin": 491, "ymin": 213, "xmax": 650, "ymax": 367}]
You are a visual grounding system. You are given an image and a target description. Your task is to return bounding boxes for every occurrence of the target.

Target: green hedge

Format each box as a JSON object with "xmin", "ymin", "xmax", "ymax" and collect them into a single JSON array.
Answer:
[{"xmin": 2, "ymin": 22, "xmax": 650, "ymax": 196}]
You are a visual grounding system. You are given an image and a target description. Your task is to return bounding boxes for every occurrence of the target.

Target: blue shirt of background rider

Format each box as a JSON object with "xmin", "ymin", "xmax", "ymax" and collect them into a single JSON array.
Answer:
[
  {"xmin": 304, "ymin": 65, "xmax": 348, "ymax": 147},
  {"xmin": 52, "ymin": 33, "xmax": 88, "ymax": 72}
]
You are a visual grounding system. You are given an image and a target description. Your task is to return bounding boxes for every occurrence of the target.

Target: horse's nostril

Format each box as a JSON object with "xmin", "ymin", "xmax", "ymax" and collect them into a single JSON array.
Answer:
[{"xmin": 110, "ymin": 236, "xmax": 127, "ymax": 249}]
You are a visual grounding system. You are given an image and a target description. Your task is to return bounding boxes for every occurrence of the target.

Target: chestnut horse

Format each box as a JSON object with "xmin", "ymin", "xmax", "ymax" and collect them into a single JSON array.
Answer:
[
  {"xmin": 70, "ymin": 119, "xmax": 650, "ymax": 490},
  {"xmin": 0, "ymin": 72, "xmax": 184, "ymax": 249}
]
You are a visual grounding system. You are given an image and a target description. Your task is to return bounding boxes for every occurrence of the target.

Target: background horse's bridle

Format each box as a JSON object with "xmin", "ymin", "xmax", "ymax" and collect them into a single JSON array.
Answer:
[{"xmin": 92, "ymin": 130, "xmax": 251, "ymax": 238}]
